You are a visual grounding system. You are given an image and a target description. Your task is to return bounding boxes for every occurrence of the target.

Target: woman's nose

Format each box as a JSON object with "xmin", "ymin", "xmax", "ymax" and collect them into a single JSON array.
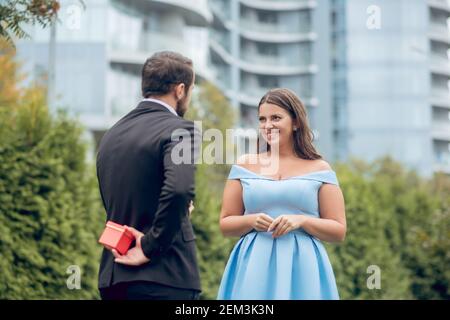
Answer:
[{"xmin": 264, "ymin": 121, "xmax": 274, "ymax": 129}]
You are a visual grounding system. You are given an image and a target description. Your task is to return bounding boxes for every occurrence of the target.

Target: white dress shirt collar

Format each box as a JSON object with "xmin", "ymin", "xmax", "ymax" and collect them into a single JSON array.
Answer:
[{"xmin": 142, "ymin": 98, "xmax": 178, "ymax": 116}]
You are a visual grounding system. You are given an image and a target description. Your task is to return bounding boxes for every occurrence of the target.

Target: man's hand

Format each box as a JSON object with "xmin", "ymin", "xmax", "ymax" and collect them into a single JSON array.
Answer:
[{"xmin": 111, "ymin": 226, "xmax": 150, "ymax": 266}]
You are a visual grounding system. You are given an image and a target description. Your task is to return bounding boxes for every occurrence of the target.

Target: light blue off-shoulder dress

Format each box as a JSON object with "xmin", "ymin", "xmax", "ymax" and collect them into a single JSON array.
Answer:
[{"xmin": 217, "ymin": 164, "xmax": 340, "ymax": 300}]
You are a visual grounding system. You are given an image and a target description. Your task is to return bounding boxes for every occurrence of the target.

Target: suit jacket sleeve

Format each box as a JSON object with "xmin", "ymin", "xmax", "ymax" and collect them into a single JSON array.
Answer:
[{"xmin": 140, "ymin": 121, "xmax": 200, "ymax": 261}]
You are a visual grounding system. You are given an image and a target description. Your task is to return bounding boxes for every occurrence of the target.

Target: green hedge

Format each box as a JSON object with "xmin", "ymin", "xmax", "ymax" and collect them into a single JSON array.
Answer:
[
  {"xmin": 0, "ymin": 97, "xmax": 103, "ymax": 299},
  {"xmin": 327, "ymin": 157, "xmax": 450, "ymax": 299}
]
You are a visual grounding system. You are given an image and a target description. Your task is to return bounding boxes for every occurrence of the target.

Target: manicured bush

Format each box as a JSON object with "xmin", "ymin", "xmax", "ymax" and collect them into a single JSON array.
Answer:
[{"xmin": 0, "ymin": 40, "xmax": 103, "ymax": 299}]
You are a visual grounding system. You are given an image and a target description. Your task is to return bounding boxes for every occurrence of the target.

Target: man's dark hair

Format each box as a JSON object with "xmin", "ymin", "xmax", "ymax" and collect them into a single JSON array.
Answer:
[{"xmin": 141, "ymin": 51, "xmax": 194, "ymax": 98}]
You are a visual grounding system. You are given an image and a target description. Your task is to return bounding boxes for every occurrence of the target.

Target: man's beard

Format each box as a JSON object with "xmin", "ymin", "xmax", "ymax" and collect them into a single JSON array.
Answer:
[{"xmin": 176, "ymin": 96, "xmax": 188, "ymax": 117}]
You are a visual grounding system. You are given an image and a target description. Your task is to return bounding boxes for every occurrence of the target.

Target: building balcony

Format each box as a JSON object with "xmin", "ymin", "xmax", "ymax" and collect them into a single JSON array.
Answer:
[
  {"xmin": 430, "ymin": 88, "xmax": 450, "ymax": 108},
  {"xmin": 108, "ymin": 31, "xmax": 212, "ymax": 80},
  {"xmin": 428, "ymin": 0, "xmax": 450, "ymax": 12},
  {"xmin": 432, "ymin": 121, "xmax": 450, "ymax": 140},
  {"xmin": 210, "ymin": 30, "xmax": 232, "ymax": 51},
  {"xmin": 207, "ymin": 62, "xmax": 231, "ymax": 89},
  {"xmin": 239, "ymin": 0, "xmax": 316, "ymax": 11},
  {"xmin": 240, "ymin": 29, "xmax": 317, "ymax": 43},
  {"xmin": 428, "ymin": 22, "xmax": 450, "ymax": 44},
  {"xmin": 240, "ymin": 18, "xmax": 312, "ymax": 34},
  {"xmin": 210, "ymin": 36, "xmax": 317, "ymax": 75},
  {"xmin": 141, "ymin": 0, "xmax": 212, "ymax": 26},
  {"xmin": 209, "ymin": 37, "xmax": 233, "ymax": 65},
  {"xmin": 239, "ymin": 20, "xmax": 317, "ymax": 43},
  {"xmin": 238, "ymin": 58, "xmax": 317, "ymax": 75},
  {"xmin": 240, "ymin": 52, "xmax": 311, "ymax": 68},
  {"xmin": 430, "ymin": 54, "xmax": 450, "ymax": 76},
  {"xmin": 209, "ymin": 0, "xmax": 232, "ymax": 27},
  {"xmin": 238, "ymin": 88, "xmax": 318, "ymax": 107}
]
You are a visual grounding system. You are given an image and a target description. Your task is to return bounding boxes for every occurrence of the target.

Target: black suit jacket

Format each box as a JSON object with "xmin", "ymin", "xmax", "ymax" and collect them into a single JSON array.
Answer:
[{"xmin": 96, "ymin": 100, "xmax": 201, "ymax": 291}]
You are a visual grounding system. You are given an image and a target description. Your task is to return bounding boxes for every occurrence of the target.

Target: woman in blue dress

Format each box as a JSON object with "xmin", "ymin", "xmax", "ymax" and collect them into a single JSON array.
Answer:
[{"xmin": 217, "ymin": 88, "xmax": 346, "ymax": 300}]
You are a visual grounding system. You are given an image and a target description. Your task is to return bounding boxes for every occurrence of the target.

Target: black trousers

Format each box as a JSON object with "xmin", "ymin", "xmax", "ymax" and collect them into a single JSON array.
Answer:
[{"xmin": 99, "ymin": 281, "xmax": 200, "ymax": 300}]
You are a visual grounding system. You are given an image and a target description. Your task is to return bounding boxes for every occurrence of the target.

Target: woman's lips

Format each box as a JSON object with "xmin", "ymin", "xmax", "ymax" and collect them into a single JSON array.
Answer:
[{"xmin": 266, "ymin": 130, "xmax": 278, "ymax": 139}]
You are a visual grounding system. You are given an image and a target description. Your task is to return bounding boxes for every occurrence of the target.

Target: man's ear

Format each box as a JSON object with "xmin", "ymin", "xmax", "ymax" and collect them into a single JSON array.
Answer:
[{"xmin": 176, "ymin": 83, "xmax": 185, "ymax": 100}]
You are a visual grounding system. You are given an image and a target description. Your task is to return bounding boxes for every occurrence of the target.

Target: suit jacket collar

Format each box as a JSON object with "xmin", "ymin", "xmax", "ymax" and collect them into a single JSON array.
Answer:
[{"xmin": 138, "ymin": 99, "xmax": 179, "ymax": 117}]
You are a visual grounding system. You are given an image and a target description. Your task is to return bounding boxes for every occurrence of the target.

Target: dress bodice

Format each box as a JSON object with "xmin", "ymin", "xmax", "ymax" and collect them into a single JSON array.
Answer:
[{"xmin": 228, "ymin": 164, "xmax": 340, "ymax": 219}]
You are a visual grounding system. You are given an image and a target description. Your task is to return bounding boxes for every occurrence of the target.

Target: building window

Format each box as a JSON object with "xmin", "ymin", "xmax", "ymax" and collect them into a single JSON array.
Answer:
[
  {"xmin": 256, "ymin": 43, "xmax": 278, "ymax": 56},
  {"xmin": 258, "ymin": 76, "xmax": 279, "ymax": 88},
  {"xmin": 257, "ymin": 11, "xmax": 277, "ymax": 24},
  {"xmin": 298, "ymin": 10, "xmax": 311, "ymax": 32},
  {"xmin": 241, "ymin": 105, "xmax": 259, "ymax": 129},
  {"xmin": 331, "ymin": 11, "xmax": 337, "ymax": 27}
]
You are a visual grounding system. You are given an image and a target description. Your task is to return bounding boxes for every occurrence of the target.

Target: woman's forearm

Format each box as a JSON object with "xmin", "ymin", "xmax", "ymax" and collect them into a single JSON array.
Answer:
[
  {"xmin": 301, "ymin": 216, "xmax": 346, "ymax": 243},
  {"xmin": 220, "ymin": 215, "xmax": 255, "ymax": 237}
]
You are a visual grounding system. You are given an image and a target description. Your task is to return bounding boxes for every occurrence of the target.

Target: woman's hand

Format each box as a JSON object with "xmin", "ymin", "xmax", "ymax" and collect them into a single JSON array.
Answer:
[
  {"xmin": 251, "ymin": 213, "xmax": 274, "ymax": 232},
  {"xmin": 268, "ymin": 215, "xmax": 308, "ymax": 238}
]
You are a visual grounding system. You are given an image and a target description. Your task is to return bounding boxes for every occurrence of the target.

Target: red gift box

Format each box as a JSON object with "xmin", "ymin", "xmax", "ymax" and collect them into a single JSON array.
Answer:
[{"xmin": 98, "ymin": 221, "xmax": 135, "ymax": 255}]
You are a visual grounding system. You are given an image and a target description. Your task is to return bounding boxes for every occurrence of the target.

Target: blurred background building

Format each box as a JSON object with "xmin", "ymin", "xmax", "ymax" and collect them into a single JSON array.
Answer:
[
  {"xmin": 16, "ymin": 0, "xmax": 212, "ymax": 142},
  {"xmin": 15, "ymin": 0, "xmax": 450, "ymax": 177},
  {"xmin": 428, "ymin": 0, "xmax": 450, "ymax": 175},
  {"xmin": 331, "ymin": 0, "xmax": 450, "ymax": 177}
]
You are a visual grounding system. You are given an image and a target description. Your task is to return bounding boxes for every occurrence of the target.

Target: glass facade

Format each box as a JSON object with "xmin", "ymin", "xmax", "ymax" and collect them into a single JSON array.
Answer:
[
  {"xmin": 16, "ymin": 0, "xmax": 211, "ymax": 130},
  {"xmin": 332, "ymin": 0, "xmax": 450, "ymax": 176}
]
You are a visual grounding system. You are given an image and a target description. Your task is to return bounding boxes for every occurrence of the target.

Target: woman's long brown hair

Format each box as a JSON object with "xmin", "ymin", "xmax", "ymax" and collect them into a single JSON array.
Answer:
[{"xmin": 257, "ymin": 88, "xmax": 322, "ymax": 160}]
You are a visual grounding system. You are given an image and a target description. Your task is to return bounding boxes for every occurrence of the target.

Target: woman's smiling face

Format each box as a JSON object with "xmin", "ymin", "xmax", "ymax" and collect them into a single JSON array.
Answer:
[{"xmin": 258, "ymin": 102, "xmax": 296, "ymax": 148}]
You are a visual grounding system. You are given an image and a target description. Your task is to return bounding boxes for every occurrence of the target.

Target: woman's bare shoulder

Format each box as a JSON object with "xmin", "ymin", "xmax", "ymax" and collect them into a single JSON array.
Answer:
[{"xmin": 314, "ymin": 159, "xmax": 333, "ymax": 171}]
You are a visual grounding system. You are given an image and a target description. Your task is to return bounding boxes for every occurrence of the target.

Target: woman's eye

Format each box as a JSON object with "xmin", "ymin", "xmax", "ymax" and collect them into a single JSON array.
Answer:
[
  {"xmin": 272, "ymin": 116, "xmax": 281, "ymax": 121},
  {"xmin": 259, "ymin": 117, "xmax": 265, "ymax": 122}
]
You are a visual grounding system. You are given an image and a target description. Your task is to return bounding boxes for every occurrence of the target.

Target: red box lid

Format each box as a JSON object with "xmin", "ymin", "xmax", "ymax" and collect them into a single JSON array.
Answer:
[{"xmin": 106, "ymin": 221, "xmax": 135, "ymax": 240}]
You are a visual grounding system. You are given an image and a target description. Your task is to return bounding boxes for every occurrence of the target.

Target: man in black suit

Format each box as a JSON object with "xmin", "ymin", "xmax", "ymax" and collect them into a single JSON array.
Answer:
[{"xmin": 96, "ymin": 51, "xmax": 201, "ymax": 300}]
